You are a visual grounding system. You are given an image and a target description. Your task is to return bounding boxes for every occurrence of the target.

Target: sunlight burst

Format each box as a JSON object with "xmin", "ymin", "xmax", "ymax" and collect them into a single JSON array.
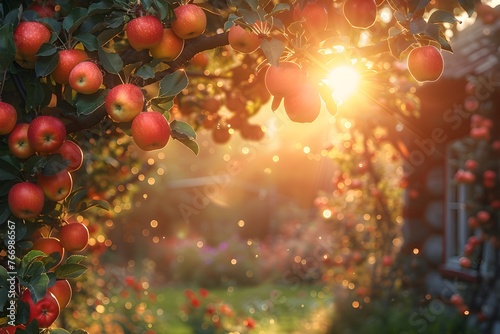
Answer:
[{"xmin": 325, "ymin": 66, "xmax": 360, "ymax": 104}]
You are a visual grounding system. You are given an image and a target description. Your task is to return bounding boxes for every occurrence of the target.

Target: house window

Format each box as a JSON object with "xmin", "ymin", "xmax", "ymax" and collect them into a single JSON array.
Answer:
[
  {"xmin": 444, "ymin": 141, "xmax": 470, "ymax": 261},
  {"xmin": 440, "ymin": 140, "xmax": 480, "ymax": 283}
]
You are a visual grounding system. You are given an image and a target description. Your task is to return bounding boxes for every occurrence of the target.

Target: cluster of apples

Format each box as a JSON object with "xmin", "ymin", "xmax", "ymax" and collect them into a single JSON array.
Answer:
[
  {"xmin": 1, "ymin": 109, "xmax": 83, "ymax": 220},
  {"xmin": 263, "ymin": 61, "xmax": 322, "ymax": 123},
  {"xmin": 11, "ymin": 4, "xmax": 210, "ymax": 153},
  {"xmin": 17, "ymin": 217, "xmax": 90, "ymax": 329}
]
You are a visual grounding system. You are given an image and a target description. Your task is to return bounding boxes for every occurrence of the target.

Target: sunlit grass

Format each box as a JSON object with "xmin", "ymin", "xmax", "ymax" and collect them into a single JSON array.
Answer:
[{"xmin": 153, "ymin": 284, "xmax": 333, "ymax": 333}]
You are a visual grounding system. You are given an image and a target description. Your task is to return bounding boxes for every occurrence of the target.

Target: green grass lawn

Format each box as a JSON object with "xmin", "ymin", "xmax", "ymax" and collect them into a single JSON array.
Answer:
[{"xmin": 151, "ymin": 283, "xmax": 334, "ymax": 334}]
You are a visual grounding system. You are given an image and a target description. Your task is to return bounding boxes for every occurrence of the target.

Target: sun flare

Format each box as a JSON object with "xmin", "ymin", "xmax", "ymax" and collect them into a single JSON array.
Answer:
[{"xmin": 325, "ymin": 66, "xmax": 361, "ymax": 104}]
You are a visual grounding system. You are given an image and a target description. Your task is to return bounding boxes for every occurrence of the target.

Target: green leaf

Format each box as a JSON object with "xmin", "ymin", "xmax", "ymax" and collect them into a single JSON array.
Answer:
[
  {"xmin": 0, "ymin": 23, "xmax": 16, "ymax": 72},
  {"xmin": 0, "ymin": 266, "xmax": 8, "ymax": 310},
  {"xmin": 260, "ymin": 38, "xmax": 284, "ymax": 67},
  {"xmin": 76, "ymin": 199, "xmax": 110, "ymax": 212},
  {"xmin": 74, "ymin": 33, "xmax": 99, "ymax": 51},
  {"xmin": 66, "ymin": 255, "xmax": 86, "ymax": 264},
  {"xmin": 239, "ymin": 8, "xmax": 259, "ymax": 24},
  {"xmin": 25, "ymin": 80, "xmax": 49, "ymax": 111},
  {"xmin": 457, "ymin": 0, "xmax": 475, "ymax": 16},
  {"xmin": 152, "ymin": 0, "xmax": 170, "ymax": 20},
  {"xmin": 39, "ymin": 17, "xmax": 63, "ymax": 34},
  {"xmin": 176, "ymin": 138, "xmax": 199, "ymax": 155},
  {"xmin": 170, "ymin": 120, "xmax": 197, "ymax": 140},
  {"xmin": 394, "ymin": 10, "xmax": 408, "ymax": 23},
  {"xmin": 245, "ymin": 0, "xmax": 258, "ymax": 10},
  {"xmin": 3, "ymin": 6, "xmax": 21, "ymax": 27},
  {"xmin": 36, "ymin": 43, "xmax": 58, "ymax": 57},
  {"xmin": 28, "ymin": 273, "xmax": 49, "ymax": 303},
  {"xmin": 388, "ymin": 34, "xmax": 416, "ymax": 59},
  {"xmin": 97, "ymin": 27, "xmax": 123, "ymax": 46},
  {"xmin": 54, "ymin": 263, "xmax": 87, "ymax": 279},
  {"xmin": 270, "ymin": 3, "xmax": 290, "ymax": 15},
  {"xmin": 224, "ymin": 13, "xmax": 241, "ymax": 31},
  {"xmin": 88, "ymin": 0, "xmax": 114, "ymax": 15},
  {"xmin": 0, "ymin": 155, "xmax": 21, "ymax": 175},
  {"xmin": 141, "ymin": 0, "xmax": 153, "ymax": 10},
  {"xmin": 35, "ymin": 53, "xmax": 60, "ymax": 77},
  {"xmin": 428, "ymin": 10, "xmax": 460, "ymax": 24},
  {"xmin": 20, "ymin": 250, "xmax": 46, "ymax": 268},
  {"xmin": 424, "ymin": 22, "xmax": 440, "ymax": 40},
  {"xmin": 22, "ymin": 155, "xmax": 47, "ymax": 175},
  {"xmin": 71, "ymin": 330, "xmax": 90, "ymax": 334},
  {"xmin": 159, "ymin": 70, "xmax": 189, "ymax": 97},
  {"xmin": 74, "ymin": 89, "xmax": 108, "ymax": 116},
  {"xmin": 98, "ymin": 49, "xmax": 123, "ymax": 74},
  {"xmin": 438, "ymin": 35, "xmax": 453, "ymax": 52},
  {"xmin": 19, "ymin": 319, "xmax": 40, "ymax": 334},
  {"xmin": 409, "ymin": 17, "xmax": 427, "ymax": 34},
  {"xmin": 136, "ymin": 64, "xmax": 155, "ymax": 80},
  {"xmin": 0, "ymin": 168, "xmax": 18, "ymax": 181},
  {"xmin": 106, "ymin": 16, "xmax": 125, "ymax": 29},
  {"xmin": 150, "ymin": 98, "xmax": 174, "ymax": 113},
  {"xmin": 0, "ymin": 202, "xmax": 11, "ymax": 225},
  {"xmin": 43, "ymin": 154, "xmax": 70, "ymax": 175},
  {"xmin": 62, "ymin": 7, "xmax": 88, "ymax": 33},
  {"xmin": 67, "ymin": 188, "xmax": 89, "ymax": 213}
]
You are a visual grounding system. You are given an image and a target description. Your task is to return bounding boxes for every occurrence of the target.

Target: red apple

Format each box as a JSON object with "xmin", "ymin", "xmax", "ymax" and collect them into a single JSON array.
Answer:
[
  {"xmin": 228, "ymin": 25, "xmax": 262, "ymax": 54},
  {"xmin": 8, "ymin": 123, "xmax": 35, "ymax": 159},
  {"xmin": 464, "ymin": 159, "xmax": 478, "ymax": 171},
  {"xmin": 468, "ymin": 216, "xmax": 479, "ymax": 229},
  {"xmin": 459, "ymin": 256, "xmax": 471, "ymax": 268},
  {"xmin": 131, "ymin": 112, "xmax": 171, "ymax": 151},
  {"xmin": 265, "ymin": 62, "xmax": 304, "ymax": 97},
  {"xmin": 190, "ymin": 52, "xmax": 209, "ymax": 69},
  {"xmin": 171, "ymin": 4, "xmax": 207, "ymax": 39},
  {"xmin": 203, "ymin": 97, "xmax": 221, "ymax": 113},
  {"xmin": 58, "ymin": 221, "xmax": 89, "ymax": 252},
  {"xmin": 283, "ymin": 82, "xmax": 321, "ymax": 123},
  {"xmin": 407, "ymin": 45, "xmax": 444, "ymax": 83},
  {"xmin": 293, "ymin": 2, "xmax": 329, "ymax": 35},
  {"xmin": 54, "ymin": 140, "xmax": 83, "ymax": 172},
  {"xmin": 37, "ymin": 169, "xmax": 73, "ymax": 202},
  {"xmin": 343, "ymin": 0, "xmax": 377, "ymax": 29},
  {"xmin": 450, "ymin": 293, "xmax": 464, "ymax": 306},
  {"xmin": 381, "ymin": 255, "xmax": 393, "ymax": 267},
  {"xmin": 14, "ymin": 21, "xmax": 51, "ymax": 68},
  {"xmin": 126, "ymin": 15, "xmax": 164, "ymax": 51},
  {"xmin": 0, "ymin": 101, "xmax": 17, "ymax": 135},
  {"xmin": 48, "ymin": 279, "xmax": 72, "ymax": 309},
  {"xmin": 28, "ymin": 115, "xmax": 66, "ymax": 153},
  {"xmin": 149, "ymin": 28, "xmax": 185, "ymax": 61},
  {"xmin": 8, "ymin": 182, "xmax": 45, "ymax": 219},
  {"xmin": 105, "ymin": 84, "xmax": 144, "ymax": 122},
  {"xmin": 68, "ymin": 61, "xmax": 103, "ymax": 94},
  {"xmin": 21, "ymin": 289, "xmax": 60, "ymax": 328},
  {"xmin": 32, "ymin": 237, "xmax": 64, "ymax": 267},
  {"xmin": 51, "ymin": 49, "xmax": 89, "ymax": 84},
  {"xmin": 28, "ymin": 0, "xmax": 56, "ymax": 18},
  {"xmin": 2, "ymin": 324, "xmax": 26, "ymax": 334},
  {"xmin": 477, "ymin": 210, "xmax": 490, "ymax": 223},
  {"xmin": 212, "ymin": 124, "xmax": 231, "ymax": 144}
]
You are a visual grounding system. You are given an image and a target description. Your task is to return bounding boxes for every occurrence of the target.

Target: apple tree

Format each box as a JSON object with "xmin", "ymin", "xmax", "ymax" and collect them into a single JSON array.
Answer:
[{"xmin": 0, "ymin": 0, "xmax": 479, "ymax": 332}]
